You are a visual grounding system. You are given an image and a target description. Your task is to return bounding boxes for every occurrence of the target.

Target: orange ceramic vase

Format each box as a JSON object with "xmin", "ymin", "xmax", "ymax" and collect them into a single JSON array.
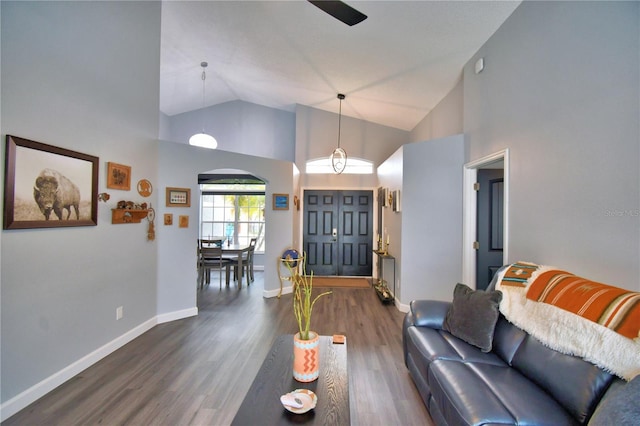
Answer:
[{"xmin": 293, "ymin": 331, "xmax": 320, "ymax": 382}]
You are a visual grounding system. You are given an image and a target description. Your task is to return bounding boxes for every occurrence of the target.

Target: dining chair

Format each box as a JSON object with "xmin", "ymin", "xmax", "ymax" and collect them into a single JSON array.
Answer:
[
  {"xmin": 197, "ymin": 239, "xmax": 223, "ymax": 283},
  {"xmin": 230, "ymin": 238, "xmax": 257, "ymax": 285},
  {"xmin": 198, "ymin": 240, "xmax": 230, "ymax": 289}
]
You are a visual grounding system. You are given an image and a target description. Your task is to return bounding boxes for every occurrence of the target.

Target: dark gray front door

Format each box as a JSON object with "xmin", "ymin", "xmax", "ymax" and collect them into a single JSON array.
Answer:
[
  {"xmin": 476, "ymin": 169, "xmax": 504, "ymax": 290},
  {"xmin": 303, "ymin": 190, "xmax": 373, "ymax": 276}
]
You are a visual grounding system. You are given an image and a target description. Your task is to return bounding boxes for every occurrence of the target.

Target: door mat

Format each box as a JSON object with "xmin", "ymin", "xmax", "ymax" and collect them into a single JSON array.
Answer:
[{"xmin": 309, "ymin": 277, "xmax": 371, "ymax": 288}]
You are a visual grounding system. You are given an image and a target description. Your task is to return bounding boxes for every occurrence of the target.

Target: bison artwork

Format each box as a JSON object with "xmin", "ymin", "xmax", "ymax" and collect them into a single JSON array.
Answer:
[{"xmin": 33, "ymin": 168, "xmax": 81, "ymax": 220}]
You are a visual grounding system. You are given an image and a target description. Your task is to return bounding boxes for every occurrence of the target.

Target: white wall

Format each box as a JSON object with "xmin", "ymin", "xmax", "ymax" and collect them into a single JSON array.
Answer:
[
  {"xmin": 463, "ymin": 1, "xmax": 639, "ymax": 289},
  {"xmin": 1, "ymin": 0, "xmax": 161, "ymax": 413}
]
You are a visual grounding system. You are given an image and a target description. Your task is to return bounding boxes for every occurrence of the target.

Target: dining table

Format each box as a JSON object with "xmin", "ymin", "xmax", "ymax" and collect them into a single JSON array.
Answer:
[
  {"xmin": 221, "ymin": 242, "xmax": 252, "ymax": 287},
  {"xmin": 201, "ymin": 238, "xmax": 253, "ymax": 288}
]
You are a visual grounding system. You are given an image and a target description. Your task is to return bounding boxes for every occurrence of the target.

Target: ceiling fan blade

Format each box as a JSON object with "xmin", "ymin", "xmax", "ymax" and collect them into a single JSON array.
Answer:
[{"xmin": 308, "ymin": 1, "xmax": 367, "ymax": 26}]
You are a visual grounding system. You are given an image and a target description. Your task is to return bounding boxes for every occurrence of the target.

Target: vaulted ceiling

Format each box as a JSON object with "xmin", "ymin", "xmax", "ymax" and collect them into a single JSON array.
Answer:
[{"xmin": 160, "ymin": 1, "xmax": 521, "ymax": 131}]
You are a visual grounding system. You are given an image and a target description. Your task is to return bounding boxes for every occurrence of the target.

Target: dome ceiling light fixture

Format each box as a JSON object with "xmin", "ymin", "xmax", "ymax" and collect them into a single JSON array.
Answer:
[
  {"xmin": 189, "ymin": 61, "xmax": 218, "ymax": 149},
  {"xmin": 331, "ymin": 93, "xmax": 347, "ymax": 174}
]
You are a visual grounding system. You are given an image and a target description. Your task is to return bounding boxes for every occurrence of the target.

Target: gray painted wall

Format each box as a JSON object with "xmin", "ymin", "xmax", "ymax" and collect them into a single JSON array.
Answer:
[
  {"xmin": 156, "ymin": 141, "xmax": 296, "ymax": 314},
  {"xmin": 413, "ymin": 1, "xmax": 639, "ymax": 291},
  {"xmin": 2, "ymin": 0, "xmax": 638, "ymax": 418},
  {"xmin": 402, "ymin": 136, "xmax": 465, "ymax": 303},
  {"xmin": 167, "ymin": 100, "xmax": 296, "ymax": 162},
  {"xmin": 1, "ymin": 1, "xmax": 161, "ymax": 404},
  {"xmin": 410, "ymin": 78, "xmax": 464, "ymax": 143},
  {"xmin": 0, "ymin": 2, "xmax": 3, "ymax": 400},
  {"xmin": 377, "ymin": 147, "xmax": 404, "ymax": 299},
  {"xmin": 463, "ymin": 1, "xmax": 639, "ymax": 289},
  {"xmin": 295, "ymin": 104, "xmax": 408, "ymax": 189},
  {"xmin": 404, "ymin": 0, "xmax": 639, "ymax": 301},
  {"xmin": 379, "ymin": 136, "xmax": 465, "ymax": 306}
]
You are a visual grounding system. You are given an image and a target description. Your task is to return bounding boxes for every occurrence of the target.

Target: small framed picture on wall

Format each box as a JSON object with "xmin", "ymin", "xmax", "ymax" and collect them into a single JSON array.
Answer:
[
  {"xmin": 106, "ymin": 162, "xmax": 131, "ymax": 191},
  {"xmin": 273, "ymin": 193, "xmax": 289, "ymax": 210},
  {"xmin": 166, "ymin": 187, "xmax": 191, "ymax": 207}
]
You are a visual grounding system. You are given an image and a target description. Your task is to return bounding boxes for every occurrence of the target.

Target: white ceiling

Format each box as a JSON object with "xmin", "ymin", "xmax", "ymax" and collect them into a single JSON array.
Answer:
[{"xmin": 160, "ymin": 1, "xmax": 521, "ymax": 131}]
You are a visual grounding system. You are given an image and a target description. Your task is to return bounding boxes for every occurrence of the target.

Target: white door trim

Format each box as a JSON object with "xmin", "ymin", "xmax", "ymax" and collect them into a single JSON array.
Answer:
[{"xmin": 462, "ymin": 149, "xmax": 510, "ymax": 289}]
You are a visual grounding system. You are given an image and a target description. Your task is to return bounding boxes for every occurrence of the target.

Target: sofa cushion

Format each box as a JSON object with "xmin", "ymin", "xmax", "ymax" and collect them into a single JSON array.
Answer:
[
  {"xmin": 512, "ymin": 334, "xmax": 615, "ymax": 424},
  {"xmin": 492, "ymin": 315, "xmax": 528, "ymax": 365},
  {"xmin": 406, "ymin": 327, "xmax": 506, "ymax": 371},
  {"xmin": 443, "ymin": 283, "xmax": 503, "ymax": 352},
  {"xmin": 428, "ymin": 359, "xmax": 577, "ymax": 425},
  {"xmin": 589, "ymin": 376, "xmax": 640, "ymax": 425}
]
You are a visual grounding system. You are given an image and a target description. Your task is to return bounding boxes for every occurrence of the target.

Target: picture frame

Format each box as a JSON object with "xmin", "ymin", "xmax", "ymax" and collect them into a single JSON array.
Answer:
[
  {"xmin": 106, "ymin": 162, "xmax": 131, "ymax": 191},
  {"xmin": 273, "ymin": 193, "xmax": 289, "ymax": 210},
  {"xmin": 166, "ymin": 187, "xmax": 191, "ymax": 207},
  {"xmin": 3, "ymin": 135, "xmax": 99, "ymax": 229},
  {"xmin": 164, "ymin": 213, "xmax": 173, "ymax": 226},
  {"xmin": 392, "ymin": 190, "xmax": 401, "ymax": 212},
  {"xmin": 179, "ymin": 215, "xmax": 189, "ymax": 228}
]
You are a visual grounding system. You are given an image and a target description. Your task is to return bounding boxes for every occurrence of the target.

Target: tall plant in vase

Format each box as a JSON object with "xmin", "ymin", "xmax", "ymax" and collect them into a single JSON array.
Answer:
[{"xmin": 287, "ymin": 255, "xmax": 331, "ymax": 382}]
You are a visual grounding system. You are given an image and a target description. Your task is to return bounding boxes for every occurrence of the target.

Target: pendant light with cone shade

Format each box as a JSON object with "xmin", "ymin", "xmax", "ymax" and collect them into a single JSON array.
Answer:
[
  {"xmin": 189, "ymin": 61, "xmax": 218, "ymax": 149},
  {"xmin": 331, "ymin": 93, "xmax": 347, "ymax": 174}
]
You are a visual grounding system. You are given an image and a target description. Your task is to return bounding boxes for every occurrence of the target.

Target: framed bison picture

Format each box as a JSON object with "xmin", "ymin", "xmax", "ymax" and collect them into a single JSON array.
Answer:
[{"xmin": 3, "ymin": 135, "xmax": 99, "ymax": 229}]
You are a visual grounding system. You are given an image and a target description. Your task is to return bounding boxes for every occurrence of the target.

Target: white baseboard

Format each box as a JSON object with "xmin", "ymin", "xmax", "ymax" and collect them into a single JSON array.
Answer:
[
  {"xmin": 157, "ymin": 307, "xmax": 197, "ymax": 324},
  {"xmin": 0, "ymin": 307, "xmax": 196, "ymax": 422},
  {"xmin": 263, "ymin": 284, "xmax": 292, "ymax": 299},
  {"xmin": 396, "ymin": 299, "xmax": 410, "ymax": 313}
]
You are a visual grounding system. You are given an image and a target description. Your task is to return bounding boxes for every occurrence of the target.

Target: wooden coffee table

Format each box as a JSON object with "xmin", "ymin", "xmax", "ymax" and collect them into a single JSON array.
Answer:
[{"xmin": 231, "ymin": 334, "xmax": 350, "ymax": 425}]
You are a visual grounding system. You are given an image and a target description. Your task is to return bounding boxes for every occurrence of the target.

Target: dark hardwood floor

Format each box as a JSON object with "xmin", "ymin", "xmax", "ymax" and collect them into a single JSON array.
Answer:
[{"xmin": 3, "ymin": 273, "xmax": 433, "ymax": 425}]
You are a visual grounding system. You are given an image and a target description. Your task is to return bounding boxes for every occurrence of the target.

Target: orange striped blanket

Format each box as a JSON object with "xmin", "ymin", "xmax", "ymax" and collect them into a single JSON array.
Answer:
[
  {"xmin": 526, "ymin": 270, "xmax": 640, "ymax": 340},
  {"xmin": 497, "ymin": 263, "xmax": 640, "ymax": 380}
]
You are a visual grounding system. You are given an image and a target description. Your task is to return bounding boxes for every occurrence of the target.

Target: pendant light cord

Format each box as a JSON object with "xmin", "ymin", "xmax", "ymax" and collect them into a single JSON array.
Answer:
[
  {"xmin": 200, "ymin": 62, "xmax": 207, "ymax": 132},
  {"xmin": 337, "ymin": 93, "xmax": 345, "ymax": 149},
  {"xmin": 189, "ymin": 61, "xmax": 218, "ymax": 149},
  {"xmin": 337, "ymin": 95, "xmax": 342, "ymax": 149}
]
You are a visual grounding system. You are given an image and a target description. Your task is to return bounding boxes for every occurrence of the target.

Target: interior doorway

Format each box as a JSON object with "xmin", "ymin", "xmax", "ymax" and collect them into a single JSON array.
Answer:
[
  {"xmin": 462, "ymin": 149, "xmax": 509, "ymax": 289},
  {"xmin": 476, "ymin": 168, "xmax": 504, "ymax": 290},
  {"xmin": 302, "ymin": 189, "xmax": 373, "ymax": 276}
]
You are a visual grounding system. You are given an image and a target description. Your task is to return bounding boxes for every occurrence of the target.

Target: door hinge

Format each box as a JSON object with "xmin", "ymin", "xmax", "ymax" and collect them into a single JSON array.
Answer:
[
  {"xmin": 473, "ymin": 241, "xmax": 480, "ymax": 250},
  {"xmin": 473, "ymin": 182, "xmax": 480, "ymax": 191}
]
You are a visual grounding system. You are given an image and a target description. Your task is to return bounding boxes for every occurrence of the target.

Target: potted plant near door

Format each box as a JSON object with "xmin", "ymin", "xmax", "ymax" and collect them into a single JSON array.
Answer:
[{"xmin": 288, "ymin": 256, "xmax": 332, "ymax": 382}]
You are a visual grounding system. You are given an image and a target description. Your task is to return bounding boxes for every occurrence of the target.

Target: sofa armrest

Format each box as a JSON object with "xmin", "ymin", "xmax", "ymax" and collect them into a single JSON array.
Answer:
[{"xmin": 406, "ymin": 300, "xmax": 451, "ymax": 330}]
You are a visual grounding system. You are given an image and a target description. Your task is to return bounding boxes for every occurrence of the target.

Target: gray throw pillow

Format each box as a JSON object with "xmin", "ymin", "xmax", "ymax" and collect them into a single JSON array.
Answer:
[
  {"xmin": 443, "ymin": 283, "xmax": 503, "ymax": 352},
  {"xmin": 588, "ymin": 375, "xmax": 640, "ymax": 425}
]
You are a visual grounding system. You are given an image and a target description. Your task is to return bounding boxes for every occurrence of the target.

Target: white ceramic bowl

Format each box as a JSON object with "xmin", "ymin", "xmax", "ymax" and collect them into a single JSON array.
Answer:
[{"xmin": 280, "ymin": 389, "xmax": 318, "ymax": 414}]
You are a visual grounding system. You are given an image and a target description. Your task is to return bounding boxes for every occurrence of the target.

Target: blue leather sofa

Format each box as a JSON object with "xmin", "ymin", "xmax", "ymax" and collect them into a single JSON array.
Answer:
[{"xmin": 403, "ymin": 298, "xmax": 627, "ymax": 425}]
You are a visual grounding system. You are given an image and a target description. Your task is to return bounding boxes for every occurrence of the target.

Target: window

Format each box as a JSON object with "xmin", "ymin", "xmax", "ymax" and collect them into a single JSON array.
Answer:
[{"xmin": 199, "ymin": 176, "xmax": 265, "ymax": 252}]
